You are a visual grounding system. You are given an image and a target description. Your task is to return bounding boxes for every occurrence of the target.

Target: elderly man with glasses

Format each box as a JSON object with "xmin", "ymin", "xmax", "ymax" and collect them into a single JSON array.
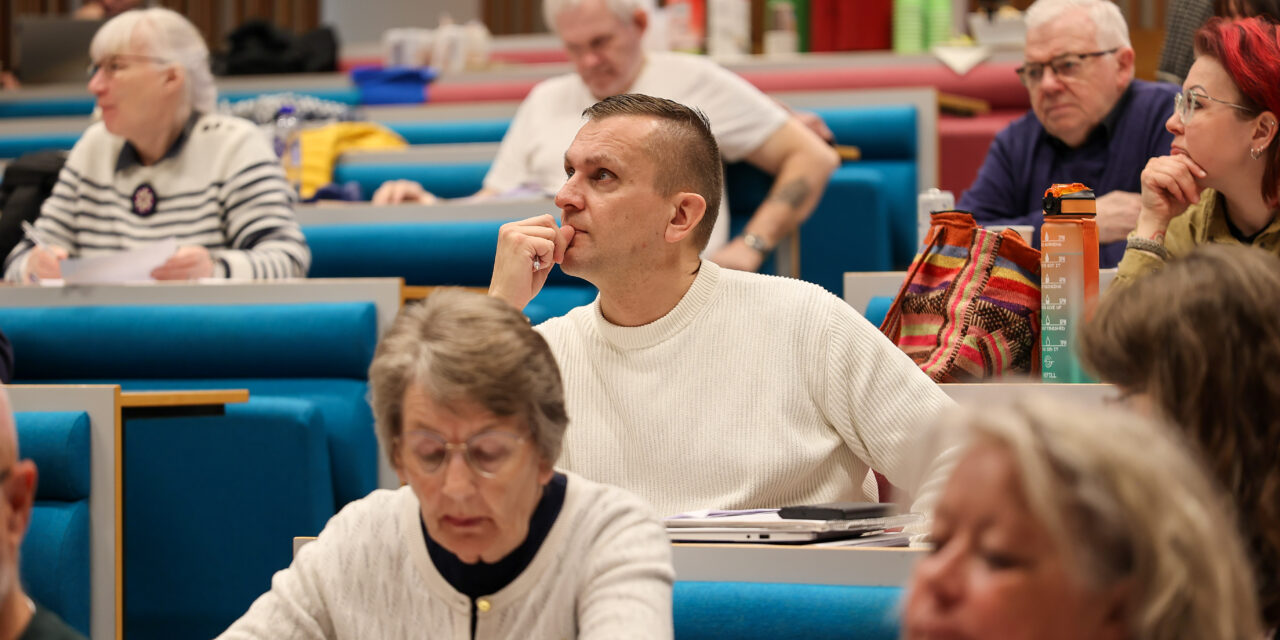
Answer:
[{"xmin": 958, "ymin": 0, "xmax": 1179, "ymax": 268}]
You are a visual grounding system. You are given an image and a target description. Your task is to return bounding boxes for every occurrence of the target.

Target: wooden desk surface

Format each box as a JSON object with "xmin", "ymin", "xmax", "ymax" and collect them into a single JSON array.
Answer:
[{"xmin": 119, "ymin": 389, "xmax": 249, "ymax": 409}]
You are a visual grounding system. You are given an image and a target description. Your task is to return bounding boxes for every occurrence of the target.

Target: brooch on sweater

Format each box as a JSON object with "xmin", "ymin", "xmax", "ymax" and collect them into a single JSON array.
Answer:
[{"xmin": 132, "ymin": 183, "xmax": 157, "ymax": 217}]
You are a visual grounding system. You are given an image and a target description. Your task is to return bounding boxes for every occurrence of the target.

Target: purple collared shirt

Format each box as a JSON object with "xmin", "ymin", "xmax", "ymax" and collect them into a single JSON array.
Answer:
[{"xmin": 958, "ymin": 79, "xmax": 1179, "ymax": 268}]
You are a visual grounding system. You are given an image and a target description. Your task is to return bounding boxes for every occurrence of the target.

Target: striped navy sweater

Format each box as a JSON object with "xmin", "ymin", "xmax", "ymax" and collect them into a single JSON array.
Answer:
[{"xmin": 3, "ymin": 112, "xmax": 311, "ymax": 281}]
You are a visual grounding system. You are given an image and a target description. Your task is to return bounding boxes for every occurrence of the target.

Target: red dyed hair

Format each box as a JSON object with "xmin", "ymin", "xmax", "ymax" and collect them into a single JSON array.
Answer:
[{"xmin": 1195, "ymin": 16, "xmax": 1280, "ymax": 205}]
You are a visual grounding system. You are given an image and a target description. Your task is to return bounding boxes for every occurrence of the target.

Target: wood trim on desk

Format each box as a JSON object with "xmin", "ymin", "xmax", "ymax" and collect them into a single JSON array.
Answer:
[
  {"xmin": 401, "ymin": 285, "xmax": 489, "ymax": 304},
  {"xmin": 119, "ymin": 389, "xmax": 250, "ymax": 408}
]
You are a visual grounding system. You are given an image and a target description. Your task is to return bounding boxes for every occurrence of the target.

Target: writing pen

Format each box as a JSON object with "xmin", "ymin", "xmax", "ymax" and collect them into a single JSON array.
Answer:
[{"xmin": 21, "ymin": 220, "xmax": 50, "ymax": 249}]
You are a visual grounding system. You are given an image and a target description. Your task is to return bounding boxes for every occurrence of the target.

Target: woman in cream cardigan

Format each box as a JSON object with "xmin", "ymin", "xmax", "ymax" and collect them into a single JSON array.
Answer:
[{"xmin": 218, "ymin": 289, "xmax": 674, "ymax": 639}]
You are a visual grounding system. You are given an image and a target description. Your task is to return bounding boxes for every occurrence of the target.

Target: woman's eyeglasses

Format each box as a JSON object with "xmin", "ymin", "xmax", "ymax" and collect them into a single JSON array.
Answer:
[
  {"xmin": 1016, "ymin": 49, "xmax": 1118, "ymax": 86},
  {"xmin": 87, "ymin": 54, "xmax": 170, "ymax": 79},
  {"xmin": 396, "ymin": 430, "xmax": 526, "ymax": 478},
  {"xmin": 1174, "ymin": 86, "xmax": 1257, "ymax": 125}
]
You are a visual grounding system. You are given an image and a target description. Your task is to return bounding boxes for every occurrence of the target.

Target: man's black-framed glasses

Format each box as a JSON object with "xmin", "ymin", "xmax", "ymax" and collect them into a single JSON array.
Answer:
[
  {"xmin": 1016, "ymin": 49, "xmax": 1119, "ymax": 85},
  {"xmin": 1174, "ymin": 86, "xmax": 1258, "ymax": 125}
]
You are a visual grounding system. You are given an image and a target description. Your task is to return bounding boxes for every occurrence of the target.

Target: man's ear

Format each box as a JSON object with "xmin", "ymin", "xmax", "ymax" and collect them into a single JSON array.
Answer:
[
  {"xmin": 1114, "ymin": 47, "xmax": 1136, "ymax": 87},
  {"xmin": 633, "ymin": 7, "xmax": 648, "ymax": 35},
  {"xmin": 664, "ymin": 191, "xmax": 706, "ymax": 244},
  {"xmin": 1252, "ymin": 111, "xmax": 1278, "ymax": 154},
  {"xmin": 3, "ymin": 461, "xmax": 37, "ymax": 543}
]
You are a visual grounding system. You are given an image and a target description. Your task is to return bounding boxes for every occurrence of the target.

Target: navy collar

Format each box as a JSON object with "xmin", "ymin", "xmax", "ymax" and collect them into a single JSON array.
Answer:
[
  {"xmin": 115, "ymin": 112, "xmax": 201, "ymax": 173},
  {"xmin": 1044, "ymin": 82, "xmax": 1135, "ymax": 151}
]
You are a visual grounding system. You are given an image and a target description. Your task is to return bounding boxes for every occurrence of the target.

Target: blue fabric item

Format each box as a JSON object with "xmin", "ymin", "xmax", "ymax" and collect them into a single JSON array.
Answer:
[
  {"xmin": 866, "ymin": 296, "xmax": 894, "ymax": 328},
  {"xmin": 0, "ymin": 133, "xmax": 81, "ymax": 159},
  {"xmin": 123, "ymin": 397, "xmax": 333, "ymax": 640},
  {"xmin": 14, "ymin": 412, "xmax": 90, "ymax": 501},
  {"xmin": 349, "ymin": 66, "xmax": 437, "ymax": 105},
  {"xmin": 383, "ymin": 119, "xmax": 511, "ymax": 145},
  {"xmin": 304, "ymin": 181, "xmax": 364, "ymax": 202},
  {"xmin": 23, "ymin": 500, "xmax": 91, "ymax": 637},
  {"xmin": 0, "ymin": 302, "xmax": 377, "ymax": 380},
  {"xmin": 333, "ymin": 162, "xmax": 492, "ymax": 199},
  {"xmin": 817, "ymin": 105, "xmax": 918, "ymax": 160},
  {"xmin": 957, "ymin": 80, "xmax": 1179, "ymax": 268},
  {"xmin": 673, "ymin": 582, "xmax": 902, "ymax": 639}
]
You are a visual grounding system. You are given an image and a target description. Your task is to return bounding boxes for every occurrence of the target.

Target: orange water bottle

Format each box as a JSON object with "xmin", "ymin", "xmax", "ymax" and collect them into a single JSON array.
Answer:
[{"xmin": 1040, "ymin": 183, "xmax": 1099, "ymax": 383}]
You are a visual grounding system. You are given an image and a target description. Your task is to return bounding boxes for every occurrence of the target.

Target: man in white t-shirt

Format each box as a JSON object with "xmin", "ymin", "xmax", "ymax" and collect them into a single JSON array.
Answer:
[
  {"xmin": 488, "ymin": 93, "xmax": 955, "ymax": 518},
  {"xmin": 375, "ymin": 0, "xmax": 838, "ymax": 272}
]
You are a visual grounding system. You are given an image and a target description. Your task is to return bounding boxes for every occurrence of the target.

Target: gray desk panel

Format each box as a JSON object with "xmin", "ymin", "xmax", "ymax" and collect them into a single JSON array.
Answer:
[
  {"xmin": 1, "ymin": 277, "xmax": 403, "ymax": 336},
  {"xmin": 672, "ymin": 544, "xmax": 922, "ymax": 586},
  {"xmin": 297, "ymin": 199, "xmax": 554, "ymax": 225},
  {"xmin": 340, "ymin": 142, "xmax": 503, "ymax": 164},
  {"xmin": 9, "ymin": 384, "xmax": 119, "ymax": 640}
]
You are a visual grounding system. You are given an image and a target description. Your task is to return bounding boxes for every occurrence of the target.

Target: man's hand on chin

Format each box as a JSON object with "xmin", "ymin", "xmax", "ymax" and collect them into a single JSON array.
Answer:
[{"xmin": 489, "ymin": 215, "xmax": 575, "ymax": 310}]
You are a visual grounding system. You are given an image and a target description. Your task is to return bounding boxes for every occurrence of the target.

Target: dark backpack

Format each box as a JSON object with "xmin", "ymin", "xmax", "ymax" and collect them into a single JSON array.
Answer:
[
  {"xmin": 0, "ymin": 149, "xmax": 67, "ymax": 261},
  {"xmin": 214, "ymin": 20, "xmax": 339, "ymax": 76}
]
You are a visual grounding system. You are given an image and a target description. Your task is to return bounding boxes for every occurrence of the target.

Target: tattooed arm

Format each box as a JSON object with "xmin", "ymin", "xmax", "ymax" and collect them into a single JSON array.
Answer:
[{"xmin": 711, "ymin": 116, "xmax": 840, "ymax": 272}]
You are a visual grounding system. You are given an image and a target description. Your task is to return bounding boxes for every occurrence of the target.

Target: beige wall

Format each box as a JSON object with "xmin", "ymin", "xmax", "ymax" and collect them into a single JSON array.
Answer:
[{"xmin": 322, "ymin": 0, "xmax": 479, "ymax": 45}]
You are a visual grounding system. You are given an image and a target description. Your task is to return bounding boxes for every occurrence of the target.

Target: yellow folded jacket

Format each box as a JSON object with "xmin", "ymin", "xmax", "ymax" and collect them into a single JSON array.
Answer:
[{"xmin": 298, "ymin": 122, "xmax": 408, "ymax": 199}]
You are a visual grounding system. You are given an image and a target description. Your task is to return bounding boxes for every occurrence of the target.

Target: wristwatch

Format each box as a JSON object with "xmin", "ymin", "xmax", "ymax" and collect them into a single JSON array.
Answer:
[{"xmin": 742, "ymin": 233, "xmax": 774, "ymax": 255}]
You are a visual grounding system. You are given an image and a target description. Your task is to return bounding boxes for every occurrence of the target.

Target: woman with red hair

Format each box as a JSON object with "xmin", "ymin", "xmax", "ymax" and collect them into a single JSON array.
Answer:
[{"xmin": 1116, "ymin": 16, "xmax": 1280, "ymax": 287}]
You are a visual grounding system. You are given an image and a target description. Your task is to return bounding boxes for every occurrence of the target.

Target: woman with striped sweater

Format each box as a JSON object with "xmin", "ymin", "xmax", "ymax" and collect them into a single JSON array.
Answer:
[{"xmin": 3, "ymin": 8, "xmax": 310, "ymax": 282}]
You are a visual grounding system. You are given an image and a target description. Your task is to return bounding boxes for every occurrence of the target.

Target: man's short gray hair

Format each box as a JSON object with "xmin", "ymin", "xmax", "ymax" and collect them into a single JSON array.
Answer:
[
  {"xmin": 90, "ymin": 7, "xmax": 217, "ymax": 118},
  {"xmin": 1025, "ymin": 0, "xmax": 1132, "ymax": 49},
  {"xmin": 367, "ymin": 288, "xmax": 568, "ymax": 466},
  {"xmin": 932, "ymin": 396, "xmax": 1263, "ymax": 640},
  {"xmin": 542, "ymin": 0, "xmax": 655, "ymax": 33}
]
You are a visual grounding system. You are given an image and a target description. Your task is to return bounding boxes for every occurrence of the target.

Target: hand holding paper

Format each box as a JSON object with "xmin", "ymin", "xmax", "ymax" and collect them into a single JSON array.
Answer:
[{"xmin": 59, "ymin": 238, "xmax": 179, "ymax": 284}]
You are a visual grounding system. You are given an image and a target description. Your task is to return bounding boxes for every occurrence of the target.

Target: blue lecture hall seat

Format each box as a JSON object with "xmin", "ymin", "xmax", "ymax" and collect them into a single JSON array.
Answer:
[
  {"xmin": 1, "ymin": 302, "xmax": 371, "ymax": 639},
  {"xmin": 16, "ymin": 410, "xmax": 92, "ymax": 637}
]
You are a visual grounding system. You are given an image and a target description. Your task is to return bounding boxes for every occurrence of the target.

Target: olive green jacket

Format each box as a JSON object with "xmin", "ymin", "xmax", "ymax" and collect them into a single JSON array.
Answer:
[{"xmin": 1113, "ymin": 188, "xmax": 1280, "ymax": 290}]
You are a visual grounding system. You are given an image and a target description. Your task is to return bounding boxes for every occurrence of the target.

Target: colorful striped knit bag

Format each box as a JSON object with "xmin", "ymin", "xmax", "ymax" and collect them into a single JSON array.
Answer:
[{"xmin": 879, "ymin": 211, "xmax": 1042, "ymax": 382}]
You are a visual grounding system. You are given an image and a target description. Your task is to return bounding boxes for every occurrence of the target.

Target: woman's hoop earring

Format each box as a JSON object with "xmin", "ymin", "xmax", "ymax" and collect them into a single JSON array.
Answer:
[{"xmin": 1251, "ymin": 147, "xmax": 1264, "ymax": 160}]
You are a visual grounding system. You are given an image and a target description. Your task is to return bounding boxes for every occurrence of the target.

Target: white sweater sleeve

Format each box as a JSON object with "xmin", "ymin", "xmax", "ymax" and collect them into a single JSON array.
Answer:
[
  {"xmin": 482, "ymin": 84, "xmax": 545, "ymax": 195},
  {"xmin": 576, "ymin": 488, "xmax": 675, "ymax": 640},
  {"xmin": 819, "ymin": 299, "xmax": 958, "ymax": 517}
]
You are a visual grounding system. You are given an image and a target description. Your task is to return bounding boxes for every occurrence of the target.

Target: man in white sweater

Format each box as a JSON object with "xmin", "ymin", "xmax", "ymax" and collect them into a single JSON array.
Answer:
[{"xmin": 490, "ymin": 94, "xmax": 957, "ymax": 518}]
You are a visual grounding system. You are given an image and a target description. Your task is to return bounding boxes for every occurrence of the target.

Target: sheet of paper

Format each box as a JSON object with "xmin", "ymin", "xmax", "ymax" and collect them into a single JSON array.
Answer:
[{"xmin": 59, "ymin": 238, "xmax": 178, "ymax": 284}]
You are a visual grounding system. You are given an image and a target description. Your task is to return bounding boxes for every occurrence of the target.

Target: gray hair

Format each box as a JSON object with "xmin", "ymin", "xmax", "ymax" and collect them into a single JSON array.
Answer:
[
  {"xmin": 90, "ymin": 7, "xmax": 217, "ymax": 117},
  {"xmin": 542, "ymin": 0, "xmax": 655, "ymax": 33},
  {"xmin": 933, "ymin": 396, "xmax": 1262, "ymax": 640},
  {"xmin": 367, "ymin": 288, "xmax": 568, "ymax": 466},
  {"xmin": 1025, "ymin": 0, "xmax": 1132, "ymax": 49}
]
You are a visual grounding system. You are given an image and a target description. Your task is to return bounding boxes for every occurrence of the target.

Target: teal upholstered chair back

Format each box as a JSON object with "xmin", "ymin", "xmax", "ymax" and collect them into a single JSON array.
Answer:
[
  {"xmin": 0, "ymin": 302, "xmax": 375, "ymax": 381},
  {"xmin": 674, "ymin": 582, "xmax": 902, "ymax": 639},
  {"xmin": 17, "ymin": 411, "xmax": 92, "ymax": 637}
]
